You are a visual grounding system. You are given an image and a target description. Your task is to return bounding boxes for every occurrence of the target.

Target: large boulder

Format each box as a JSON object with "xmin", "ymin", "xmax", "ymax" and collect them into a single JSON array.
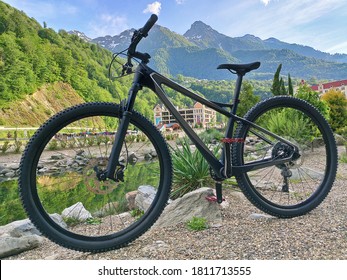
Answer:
[
  {"xmin": 0, "ymin": 235, "xmax": 43, "ymax": 258},
  {"xmin": 154, "ymin": 187, "xmax": 222, "ymax": 228},
  {"xmin": 0, "ymin": 218, "xmax": 41, "ymax": 237},
  {"xmin": 0, "ymin": 218, "xmax": 44, "ymax": 258}
]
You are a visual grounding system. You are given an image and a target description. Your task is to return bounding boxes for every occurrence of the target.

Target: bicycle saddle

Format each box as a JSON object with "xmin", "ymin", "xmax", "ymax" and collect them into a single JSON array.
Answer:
[{"xmin": 217, "ymin": 61, "xmax": 261, "ymax": 75}]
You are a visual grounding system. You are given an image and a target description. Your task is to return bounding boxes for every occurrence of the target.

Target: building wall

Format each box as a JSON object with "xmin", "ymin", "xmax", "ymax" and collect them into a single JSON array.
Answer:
[
  {"xmin": 311, "ymin": 79, "xmax": 347, "ymax": 98},
  {"xmin": 154, "ymin": 102, "xmax": 216, "ymax": 128}
]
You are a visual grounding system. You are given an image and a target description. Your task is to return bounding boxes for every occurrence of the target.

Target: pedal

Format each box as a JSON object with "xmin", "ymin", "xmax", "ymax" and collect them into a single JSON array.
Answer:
[
  {"xmin": 205, "ymin": 182, "xmax": 225, "ymax": 203},
  {"xmin": 205, "ymin": 195, "xmax": 225, "ymax": 203}
]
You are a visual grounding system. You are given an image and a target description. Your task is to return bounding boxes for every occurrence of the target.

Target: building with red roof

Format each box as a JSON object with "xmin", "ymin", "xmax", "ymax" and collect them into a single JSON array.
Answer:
[{"xmin": 311, "ymin": 79, "xmax": 347, "ymax": 97}]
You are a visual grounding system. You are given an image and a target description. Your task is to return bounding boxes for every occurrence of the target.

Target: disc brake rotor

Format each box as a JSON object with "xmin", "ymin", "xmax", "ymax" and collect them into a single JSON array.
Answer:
[{"xmin": 83, "ymin": 158, "xmax": 117, "ymax": 195}]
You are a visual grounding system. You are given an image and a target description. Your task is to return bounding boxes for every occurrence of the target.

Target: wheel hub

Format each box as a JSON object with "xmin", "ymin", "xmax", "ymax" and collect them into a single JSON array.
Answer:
[{"xmin": 83, "ymin": 158, "xmax": 123, "ymax": 195}]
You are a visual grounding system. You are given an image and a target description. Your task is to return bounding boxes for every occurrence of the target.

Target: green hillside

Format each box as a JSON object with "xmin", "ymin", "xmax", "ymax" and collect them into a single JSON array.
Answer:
[{"xmin": 0, "ymin": 1, "xmax": 164, "ymax": 124}]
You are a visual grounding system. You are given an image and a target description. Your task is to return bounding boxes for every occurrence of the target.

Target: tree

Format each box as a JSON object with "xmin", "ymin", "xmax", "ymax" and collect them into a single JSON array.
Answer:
[
  {"xmin": 271, "ymin": 64, "xmax": 282, "ymax": 95},
  {"xmin": 237, "ymin": 81, "xmax": 260, "ymax": 117},
  {"xmin": 295, "ymin": 83, "xmax": 330, "ymax": 120},
  {"xmin": 321, "ymin": 89, "xmax": 347, "ymax": 133},
  {"xmin": 271, "ymin": 64, "xmax": 294, "ymax": 96},
  {"xmin": 288, "ymin": 74, "xmax": 294, "ymax": 96},
  {"xmin": 279, "ymin": 77, "xmax": 286, "ymax": 95}
]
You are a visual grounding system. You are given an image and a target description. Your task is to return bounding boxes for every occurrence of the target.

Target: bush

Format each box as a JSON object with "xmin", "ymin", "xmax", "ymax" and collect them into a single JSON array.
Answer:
[
  {"xmin": 0, "ymin": 140, "xmax": 11, "ymax": 153},
  {"xmin": 321, "ymin": 89, "xmax": 347, "ymax": 133},
  {"xmin": 48, "ymin": 139, "xmax": 58, "ymax": 150},
  {"xmin": 170, "ymin": 137, "xmax": 219, "ymax": 199},
  {"xmin": 198, "ymin": 128, "xmax": 223, "ymax": 144}
]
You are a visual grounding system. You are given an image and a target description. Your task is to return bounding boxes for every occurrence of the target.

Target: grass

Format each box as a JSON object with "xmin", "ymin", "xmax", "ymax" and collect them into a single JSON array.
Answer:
[
  {"xmin": 186, "ymin": 216, "xmax": 208, "ymax": 231},
  {"xmin": 339, "ymin": 154, "xmax": 347, "ymax": 164}
]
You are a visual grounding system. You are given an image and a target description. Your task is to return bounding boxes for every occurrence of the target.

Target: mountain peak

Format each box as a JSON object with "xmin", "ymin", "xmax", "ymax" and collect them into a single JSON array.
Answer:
[
  {"xmin": 191, "ymin": 20, "xmax": 213, "ymax": 29},
  {"xmin": 184, "ymin": 20, "xmax": 217, "ymax": 39},
  {"xmin": 68, "ymin": 30, "xmax": 92, "ymax": 42}
]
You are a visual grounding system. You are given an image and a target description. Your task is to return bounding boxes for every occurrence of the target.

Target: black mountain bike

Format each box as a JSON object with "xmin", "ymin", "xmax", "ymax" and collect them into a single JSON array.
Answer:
[{"xmin": 19, "ymin": 15, "xmax": 338, "ymax": 252}]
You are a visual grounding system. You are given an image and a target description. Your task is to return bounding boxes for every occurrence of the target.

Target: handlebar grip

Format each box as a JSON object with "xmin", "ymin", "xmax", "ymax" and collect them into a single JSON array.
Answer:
[{"xmin": 140, "ymin": 14, "xmax": 158, "ymax": 36}]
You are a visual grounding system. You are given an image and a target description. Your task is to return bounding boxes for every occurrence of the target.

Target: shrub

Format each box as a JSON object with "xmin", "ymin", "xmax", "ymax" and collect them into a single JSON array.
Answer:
[
  {"xmin": 0, "ymin": 140, "xmax": 11, "ymax": 153},
  {"xmin": 48, "ymin": 139, "xmax": 58, "ymax": 150},
  {"xmin": 198, "ymin": 128, "xmax": 223, "ymax": 144},
  {"xmin": 321, "ymin": 89, "xmax": 347, "ymax": 133},
  {"xmin": 170, "ymin": 137, "xmax": 219, "ymax": 199},
  {"xmin": 186, "ymin": 216, "xmax": 208, "ymax": 231}
]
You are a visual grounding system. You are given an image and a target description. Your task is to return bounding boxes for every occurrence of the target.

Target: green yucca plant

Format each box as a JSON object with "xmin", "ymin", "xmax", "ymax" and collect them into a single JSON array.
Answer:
[{"xmin": 170, "ymin": 137, "xmax": 220, "ymax": 199}]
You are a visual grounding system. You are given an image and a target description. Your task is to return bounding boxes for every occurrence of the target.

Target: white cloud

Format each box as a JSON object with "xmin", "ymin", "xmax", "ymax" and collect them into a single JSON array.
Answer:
[
  {"xmin": 143, "ymin": 1, "xmax": 162, "ymax": 15},
  {"xmin": 326, "ymin": 41, "xmax": 347, "ymax": 54},
  {"xmin": 176, "ymin": 0, "xmax": 186, "ymax": 4},
  {"xmin": 260, "ymin": 0, "xmax": 271, "ymax": 5},
  {"xmin": 89, "ymin": 14, "xmax": 128, "ymax": 37}
]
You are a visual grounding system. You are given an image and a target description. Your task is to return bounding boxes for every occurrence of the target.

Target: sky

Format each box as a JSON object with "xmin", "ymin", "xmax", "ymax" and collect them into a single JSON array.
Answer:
[{"xmin": 3, "ymin": 0, "xmax": 347, "ymax": 54}]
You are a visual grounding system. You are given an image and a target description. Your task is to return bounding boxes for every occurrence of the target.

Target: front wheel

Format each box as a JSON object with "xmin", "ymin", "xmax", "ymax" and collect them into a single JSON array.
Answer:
[
  {"xmin": 19, "ymin": 102, "xmax": 172, "ymax": 252},
  {"xmin": 232, "ymin": 96, "xmax": 337, "ymax": 218}
]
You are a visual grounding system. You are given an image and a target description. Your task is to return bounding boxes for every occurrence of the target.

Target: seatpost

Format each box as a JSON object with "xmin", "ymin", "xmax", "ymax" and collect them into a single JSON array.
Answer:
[{"xmin": 230, "ymin": 74, "xmax": 244, "ymax": 117}]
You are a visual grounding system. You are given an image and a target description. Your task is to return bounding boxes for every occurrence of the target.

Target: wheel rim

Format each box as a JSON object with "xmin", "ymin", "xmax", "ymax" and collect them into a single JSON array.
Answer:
[
  {"xmin": 29, "ymin": 111, "xmax": 165, "ymax": 240},
  {"xmin": 238, "ymin": 103, "xmax": 332, "ymax": 209}
]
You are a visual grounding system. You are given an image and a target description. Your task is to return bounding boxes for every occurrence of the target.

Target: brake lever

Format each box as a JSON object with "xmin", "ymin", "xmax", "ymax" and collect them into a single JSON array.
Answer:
[
  {"xmin": 131, "ymin": 30, "xmax": 141, "ymax": 43},
  {"xmin": 121, "ymin": 62, "xmax": 133, "ymax": 76}
]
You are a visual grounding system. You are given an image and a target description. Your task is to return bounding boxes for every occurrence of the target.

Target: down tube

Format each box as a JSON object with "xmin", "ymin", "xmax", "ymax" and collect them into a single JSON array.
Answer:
[{"xmin": 150, "ymin": 73, "xmax": 224, "ymax": 178}]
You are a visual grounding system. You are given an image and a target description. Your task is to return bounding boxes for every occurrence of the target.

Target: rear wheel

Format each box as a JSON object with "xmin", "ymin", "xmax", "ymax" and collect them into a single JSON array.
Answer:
[
  {"xmin": 19, "ymin": 102, "xmax": 172, "ymax": 252},
  {"xmin": 233, "ymin": 96, "xmax": 337, "ymax": 218}
]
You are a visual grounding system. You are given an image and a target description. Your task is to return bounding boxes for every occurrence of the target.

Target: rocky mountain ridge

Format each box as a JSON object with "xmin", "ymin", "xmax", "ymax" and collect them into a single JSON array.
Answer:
[{"xmin": 85, "ymin": 20, "xmax": 347, "ymax": 80}]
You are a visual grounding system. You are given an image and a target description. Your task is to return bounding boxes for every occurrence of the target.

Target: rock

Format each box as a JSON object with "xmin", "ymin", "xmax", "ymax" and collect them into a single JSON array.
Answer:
[
  {"xmin": 4, "ymin": 171, "xmax": 16, "ymax": 178},
  {"xmin": 0, "ymin": 215, "xmax": 66, "ymax": 239},
  {"xmin": 4, "ymin": 163, "xmax": 20, "ymax": 170},
  {"xmin": 154, "ymin": 187, "xmax": 222, "ymax": 228},
  {"xmin": 249, "ymin": 213, "xmax": 276, "ymax": 220},
  {"xmin": 126, "ymin": 191, "xmax": 138, "ymax": 210},
  {"xmin": 51, "ymin": 154, "xmax": 64, "ymax": 160},
  {"xmin": 149, "ymin": 150, "xmax": 157, "ymax": 157},
  {"xmin": 144, "ymin": 153, "xmax": 153, "ymax": 161},
  {"xmin": 62, "ymin": 202, "xmax": 92, "ymax": 221},
  {"xmin": 0, "ymin": 235, "xmax": 43, "ymax": 258},
  {"xmin": 128, "ymin": 152, "xmax": 138, "ymax": 164},
  {"xmin": 76, "ymin": 150, "xmax": 85, "ymax": 156},
  {"xmin": 50, "ymin": 213, "xmax": 67, "ymax": 229},
  {"xmin": 1, "ymin": 168, "xmax": 12, "ymax": 175},
  {"xmin": 0, "ymin": 218, "xmax": 41, "ymax": 237},
  {"xmin": 135, "ymin": 185, "xmax": 157, "ymax": 212}
]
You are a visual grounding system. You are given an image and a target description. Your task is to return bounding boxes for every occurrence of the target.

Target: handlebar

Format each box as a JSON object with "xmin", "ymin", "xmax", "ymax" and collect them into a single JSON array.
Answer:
[
  {"xmin": 127, "ymin": 14, "xmax": 158, "ymax": 64},
  {"xmin": 140, "ymin": 14, "xmax": 158, "ymax": 37}
]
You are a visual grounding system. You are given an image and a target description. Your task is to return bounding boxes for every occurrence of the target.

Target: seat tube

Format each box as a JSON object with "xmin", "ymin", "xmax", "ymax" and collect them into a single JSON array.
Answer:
[{"xmin": 222, "ymin": 74, "xmax": 244, "ymax": 178}]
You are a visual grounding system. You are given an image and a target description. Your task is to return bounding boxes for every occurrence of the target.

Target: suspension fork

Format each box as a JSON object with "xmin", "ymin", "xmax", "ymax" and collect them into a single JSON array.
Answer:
[{"xmin": 105, "ymin": 81, "xmax": 141, "ymax": 180}]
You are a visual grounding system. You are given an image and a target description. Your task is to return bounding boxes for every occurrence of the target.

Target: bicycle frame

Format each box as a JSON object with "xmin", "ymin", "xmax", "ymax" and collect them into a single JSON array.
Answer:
[{"xmin": 107, "ymin": 62, "xmax": 299, "ymax": 181}]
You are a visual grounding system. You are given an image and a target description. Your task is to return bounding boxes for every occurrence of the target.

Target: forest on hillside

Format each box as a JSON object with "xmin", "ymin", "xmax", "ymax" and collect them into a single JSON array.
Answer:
[{"xmin": 0, "ymin": 1, "xmax": 165, "ymax": 121}]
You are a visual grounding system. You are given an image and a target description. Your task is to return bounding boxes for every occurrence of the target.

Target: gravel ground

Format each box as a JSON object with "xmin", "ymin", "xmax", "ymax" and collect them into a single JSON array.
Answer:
[{"xmin": 4, "ymin": 147, "xmax": 347, "ymax": 260}]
